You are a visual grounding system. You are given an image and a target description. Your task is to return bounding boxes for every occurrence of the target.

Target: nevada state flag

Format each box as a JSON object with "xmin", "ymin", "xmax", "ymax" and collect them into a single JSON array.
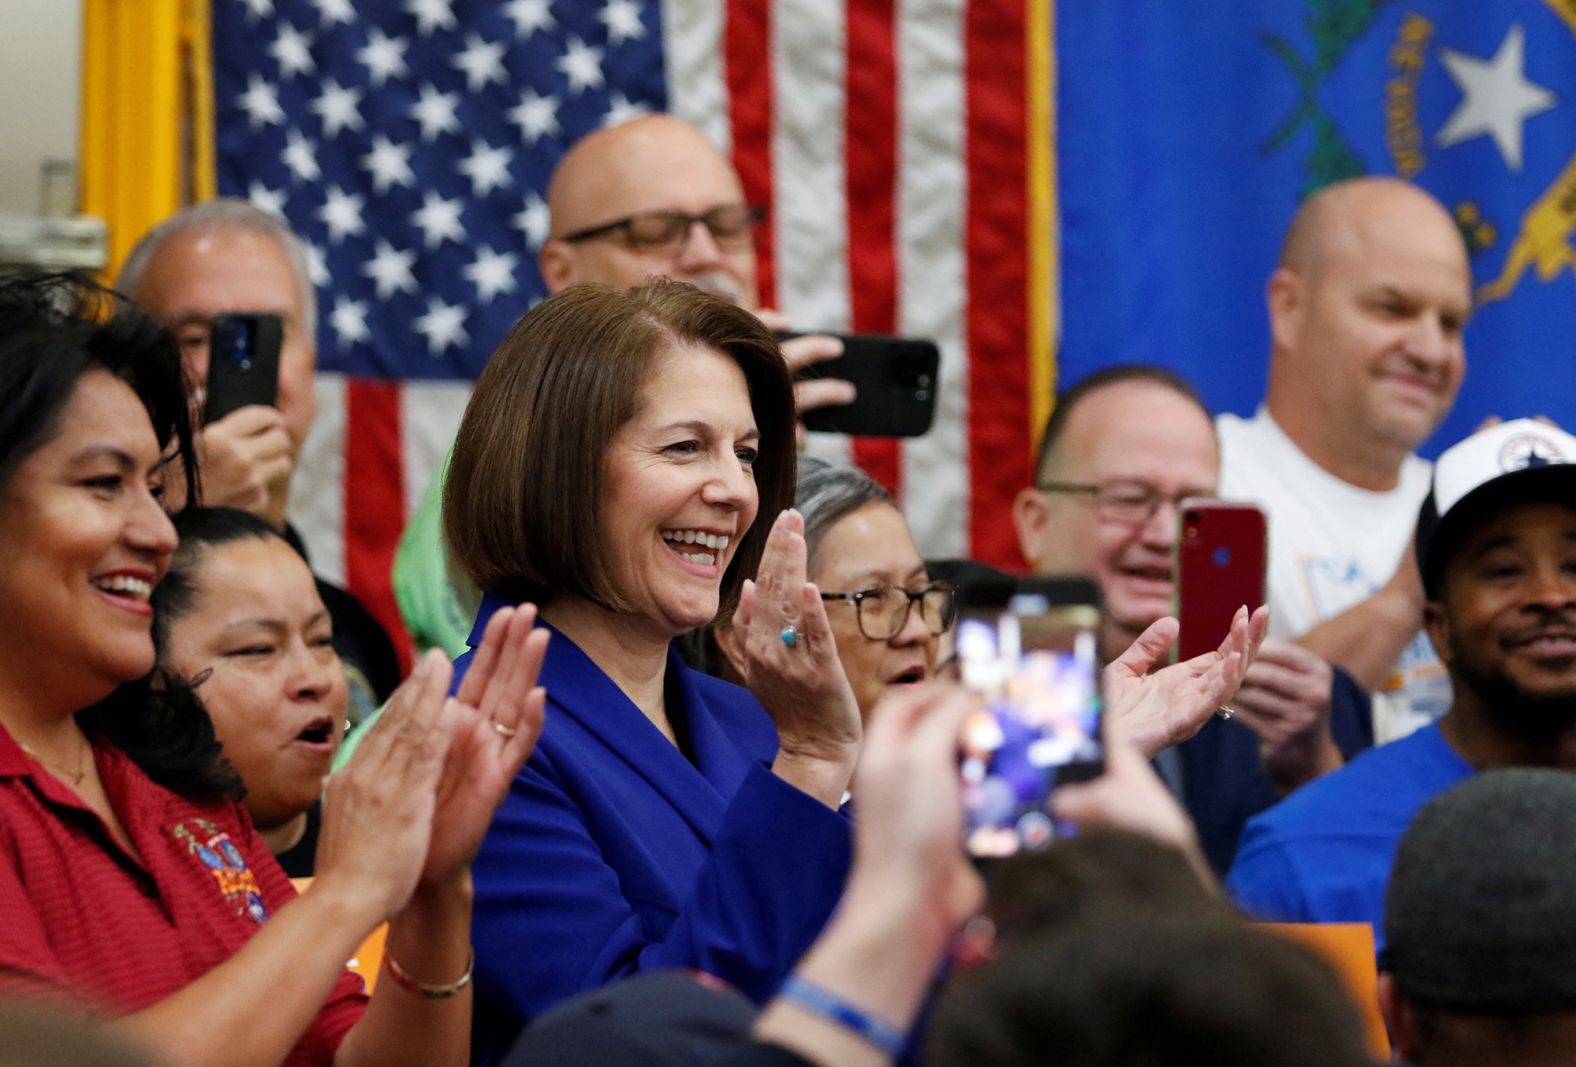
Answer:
[{"xmin": 1059, "ymin": 0, "xmax": 1576, "ymax": 451}]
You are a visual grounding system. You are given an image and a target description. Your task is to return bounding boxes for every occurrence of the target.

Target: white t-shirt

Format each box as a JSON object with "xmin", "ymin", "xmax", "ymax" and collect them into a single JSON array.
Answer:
[{"xmin": 1217, "ymin": 408, "xmax": 1450, "ymax": 743}]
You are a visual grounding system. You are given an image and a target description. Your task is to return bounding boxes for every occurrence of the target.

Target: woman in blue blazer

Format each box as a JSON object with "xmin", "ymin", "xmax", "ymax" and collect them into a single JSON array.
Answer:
[{"xmin": 443, "ymin": 281, "xmax": 864, "ymax": 1064}]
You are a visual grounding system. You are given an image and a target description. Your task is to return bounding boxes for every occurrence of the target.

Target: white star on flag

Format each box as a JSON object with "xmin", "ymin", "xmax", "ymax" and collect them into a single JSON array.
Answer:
[
  {"xmin": 1436, "ymin": 22, "xmax": 1556, "ymax": 172},
  {"xmin": 243, "ymin": 0, "xmax": 274, "ymax": 18},
  {"xmin": 411, "ymin": 84, "xmax": 462, "ymax": 141},
  {"xmin": 304, "ymin": 241, "xmax": 330, "ymax": 287},
  {"xmin": 362, "ymin": 135, "xmax": 416, "ymax": 194},
  {"xmin": 503, "ymin": 0, "xmax": 556, "ymax": 38},
  {"xmin": 414, "ymin": 297, "xmax": 469, "ymax": 354},
  {"xmin": 282, "ymin": 130, "xmax": 321, "ymax": 182},
  {"xmin": 248, "ymin": 181, "xmax": 287, "ymax": 217},
  {"xmin": 464, "ymin": 246, "xmax": 521, "ymax": 302},
  {"xmin": 508, "ymin": 88, "xmax": 561, "ymax": 144},
  {"xmin": 408, "ymin": 0, "xmax": 457, "ymax": 36},
  {"xmin": 331, "ymin": 296, "xmax": 371, "ymax": 347},
  {"xmin": 453, "ymin": 34, "xmax": 508, "ymax": 93},
  {"xmin": 458, "ymin": 140, "xmax": 515, "ymax": 197},
  {"xmin": 269, "ymin": 23, "xmax": 315, "ymax": 79},
  {"xmin": 358, "ymin": 28, "xmax": 409, "ymax": 86},
  {"xmin": 311, "ymin": 0, "xmax": 354, "ymax": 26},
  {"xmin": 317, "ymin": 185, "xmax": 367, "ymax": 242},
  {"xmin": 412, "ymin": 190, "xmax": 467, "ymax": 248},
  {"xmin": 600, "ymin": 0, "xmax": 645, "ymax": 46},
  {"xmin": 603, "ymin": 92, "xmax": 647, "ymax": 128},
  {"xmin": 512, "ymin": 194, "xmax": 550, "ymax": 249},
  {"xmin": 363, "ymin": 239, "xmax": 420, "ymax": 299},
  {"xmin": 558, "ymin": 37, "xmax": 606, "ymax": 95},
  {"xmin": 238, "ymin": 75, "xmax": 285, "ymax": 128},
  {"xmin": 311, "ymin": 78, "xmax": 365, "ymax": 138}
]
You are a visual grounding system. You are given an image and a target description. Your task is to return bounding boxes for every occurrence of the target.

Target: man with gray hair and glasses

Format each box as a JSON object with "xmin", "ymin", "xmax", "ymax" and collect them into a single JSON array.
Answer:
[
  {"xmin": 1012, "ymin": 365, "xmax": 1371, "ymax": 872},
  {"xmin": 119, "ymin": 199, "xmax": 400, "ymax": 716}
]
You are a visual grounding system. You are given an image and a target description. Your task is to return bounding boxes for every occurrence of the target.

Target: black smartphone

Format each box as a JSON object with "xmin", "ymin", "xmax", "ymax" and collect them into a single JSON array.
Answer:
[
  {"xmin": 781, "ymin": 331, "xmax": 940, "ymax": 437},
  {"xmin": 955, "ymin": 575, "xmax": 1105, "ymax": 858},
  {"xmin": 1175, "ymin": 499, "xmax": 1267, "ymax": 662},
  {"xmin": 203, "ymin": 313, "xmax": 283, "ymax": 424}
]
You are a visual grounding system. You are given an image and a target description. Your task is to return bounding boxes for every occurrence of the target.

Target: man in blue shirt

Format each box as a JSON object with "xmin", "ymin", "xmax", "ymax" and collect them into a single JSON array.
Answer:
[{"xmin": 1229, "ymin": 418, "xmax": 1576, "ymax": 949}]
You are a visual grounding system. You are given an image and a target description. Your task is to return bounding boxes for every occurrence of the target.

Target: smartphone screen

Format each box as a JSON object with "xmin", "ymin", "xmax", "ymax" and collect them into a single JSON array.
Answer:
[{"xmin": 957, "ymin": 595, "xmax": 1104, "ymax": 858}]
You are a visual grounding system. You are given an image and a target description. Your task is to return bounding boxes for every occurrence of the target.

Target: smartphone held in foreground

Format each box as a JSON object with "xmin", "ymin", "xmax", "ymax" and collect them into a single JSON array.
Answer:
[{"xmin": 955, "ymin": 576, "xmax": 1105, "ymax": 859}]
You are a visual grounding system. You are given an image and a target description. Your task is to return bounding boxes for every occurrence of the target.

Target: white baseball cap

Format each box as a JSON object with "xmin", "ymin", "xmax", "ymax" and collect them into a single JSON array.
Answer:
[{"xmin": 1416, "ymin": 418, "xmax": 1576, "ymax": 597}]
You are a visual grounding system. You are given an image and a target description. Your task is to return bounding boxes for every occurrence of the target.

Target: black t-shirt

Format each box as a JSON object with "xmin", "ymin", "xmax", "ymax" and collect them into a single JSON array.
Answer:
[{"xmin": 273, "ymin": 799, "xmax": 321, "ymax": 878}]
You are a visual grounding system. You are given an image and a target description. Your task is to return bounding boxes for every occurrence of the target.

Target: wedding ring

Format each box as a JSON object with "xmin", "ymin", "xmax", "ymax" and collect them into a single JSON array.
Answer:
[
  {"xmin": 493, "ymin": 721, "xmax": 519, "ymax": 738},
  {"xmin": 1216, "ymin": 705, "xmax": 1235, "ymax": 721},
  {"xmin": 780, "ymin": 625, "xmax": 799, "ymax": 648}
]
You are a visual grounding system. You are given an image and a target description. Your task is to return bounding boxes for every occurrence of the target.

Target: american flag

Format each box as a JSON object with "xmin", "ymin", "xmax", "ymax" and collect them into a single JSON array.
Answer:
[{"xmin": 212, "ymin": 0, "xmax": 1043, "ymax": 655}]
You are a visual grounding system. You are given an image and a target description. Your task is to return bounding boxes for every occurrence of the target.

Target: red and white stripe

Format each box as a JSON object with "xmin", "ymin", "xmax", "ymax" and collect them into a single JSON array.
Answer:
[{"xmin": 289, "ymin": 0, "xmax": 1036, "ymax": 656}]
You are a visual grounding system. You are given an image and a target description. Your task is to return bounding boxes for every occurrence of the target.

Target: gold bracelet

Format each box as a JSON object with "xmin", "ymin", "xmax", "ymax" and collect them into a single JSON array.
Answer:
[{"xmin": 382, "ymin": 948, "xmax": 474, "ymax": 999}]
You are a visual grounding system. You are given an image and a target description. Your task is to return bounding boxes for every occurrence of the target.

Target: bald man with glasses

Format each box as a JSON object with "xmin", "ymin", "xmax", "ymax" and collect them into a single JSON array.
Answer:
[
  {"xmin": 538, "ymin": 114, "xmax": 853, "ymax": 414},
  {"xmin": 1012, "ymin": 365, "xmax": 1372, "ymax": 872}
]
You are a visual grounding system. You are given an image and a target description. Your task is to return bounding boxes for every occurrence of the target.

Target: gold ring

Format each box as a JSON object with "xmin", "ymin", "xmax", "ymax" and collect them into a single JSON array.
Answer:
[
  {"xmin": 493, "ymin": 721, "xmax": 519, "ymax": 738},
  {"xmin": 1216, "ymin": 705, "xmax": 1235, "ymax": 721}
]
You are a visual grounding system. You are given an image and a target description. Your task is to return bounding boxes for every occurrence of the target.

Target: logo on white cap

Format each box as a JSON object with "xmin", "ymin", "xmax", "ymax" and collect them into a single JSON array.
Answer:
[
  {"xmin": 1433, "ymin": 418, "xmax": 1576, "ymax": 519},
  {"xmin": 1498, "ymin": 433, "xmax": 1566, "ymax": 472}
]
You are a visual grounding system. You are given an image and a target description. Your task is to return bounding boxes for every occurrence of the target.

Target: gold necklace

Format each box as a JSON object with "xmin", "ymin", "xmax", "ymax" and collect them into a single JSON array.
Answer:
[{"xmin": 19, "ymin": 737, "xmax": 90, "ymax": 788}]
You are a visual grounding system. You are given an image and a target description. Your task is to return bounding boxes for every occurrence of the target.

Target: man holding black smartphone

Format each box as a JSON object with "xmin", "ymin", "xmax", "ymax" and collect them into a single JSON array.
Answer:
[
  {"xmin": 1011, "ymin": 365, "xmax": 1371, "ymax": 872},
  {"xmin": 393, "ymin": 114, "xmax": 857, "ymax": 655},
  {"xmin": 119, "ymin": 201, "xmax": 401, "ymax": 719}
]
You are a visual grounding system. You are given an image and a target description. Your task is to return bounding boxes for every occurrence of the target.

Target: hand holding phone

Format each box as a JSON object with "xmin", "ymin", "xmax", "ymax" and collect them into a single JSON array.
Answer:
[
  {"xmin": 204, "ymin": 313, "xmax": 283, "ymax": 424},
  {"xmin": 1175, "ymin": 500, "xmax": 1267, "ymax": 662},
  {"xmin": 955, "ymin": 576, "xmax": 1105, "ymax": 858},
  {"xmin": 781, "ymin": 331, "xmax": 940, "ymax": 437}
]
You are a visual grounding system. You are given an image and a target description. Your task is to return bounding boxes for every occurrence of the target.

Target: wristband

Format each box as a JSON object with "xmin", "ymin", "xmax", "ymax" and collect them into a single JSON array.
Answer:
[
  {"xmin": 779, "ymin": 975, "xmax": 907, "ymax": 1056},
  {"xmin": 383, "ymin": 948, "xmax": 474, "ymax": 999}
]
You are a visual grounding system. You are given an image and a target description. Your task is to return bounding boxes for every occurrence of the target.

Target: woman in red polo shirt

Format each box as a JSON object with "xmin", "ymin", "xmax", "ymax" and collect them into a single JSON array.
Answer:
[{"xmin": 0, "ymin": 273, "xmax": 547, "ymax": 1067}]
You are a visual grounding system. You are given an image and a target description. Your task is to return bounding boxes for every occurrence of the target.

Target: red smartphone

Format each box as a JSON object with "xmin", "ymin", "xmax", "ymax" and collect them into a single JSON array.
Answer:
[{"xmin": 1175, "ymin": 500, "xmax": 1267, "ymax": 662}]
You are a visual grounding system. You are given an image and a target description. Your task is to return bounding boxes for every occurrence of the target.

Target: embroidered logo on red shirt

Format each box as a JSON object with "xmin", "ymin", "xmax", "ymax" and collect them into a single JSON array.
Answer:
[{"xmin": 172, "ymin": 819, "xmax": 269, "ymax": 924}]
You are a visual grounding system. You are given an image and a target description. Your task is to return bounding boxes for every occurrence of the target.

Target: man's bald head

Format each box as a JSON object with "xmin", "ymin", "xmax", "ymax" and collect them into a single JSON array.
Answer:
[
  {"xmin": 1265, "ymin": 177, "xmax": 1472, "ymax": 485},
  {"xmin": 1276, "ymin": 177, "xmax": 1466, "ymax": 283},
  {"xmin": 539, "ymin": 115, "xmax": 759, "ymax": 305}
]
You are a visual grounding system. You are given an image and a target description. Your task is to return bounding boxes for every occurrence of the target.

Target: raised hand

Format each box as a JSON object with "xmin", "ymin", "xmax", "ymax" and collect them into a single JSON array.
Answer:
[
  {"xmin": 1231, "ymin": 638, "xmax": 1342, "ymax": 791},
  {"xmin": 1104, "ymin": 605, "xmax": 1269, "ymax": 757},
  {"xmin": 196, "ymin": 406, "xmax": 296, "ymax": 518},
  {"xmin": 421, "ymin": 604, "xmax": 550, "ymax": 885},
  {"xmin": 733, "ymin": 509, "xmax": 862, "ymax": 803},
  {"xmin": 312, "ymin": 649, "xmax": 455, "ymax": 923},
  {"xmin": 849, "ymin": 683, "xmax": 984, "ymax": 932}
]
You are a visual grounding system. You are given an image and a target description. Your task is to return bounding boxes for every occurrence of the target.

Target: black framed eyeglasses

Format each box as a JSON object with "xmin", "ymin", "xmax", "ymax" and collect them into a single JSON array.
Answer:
[
  {"xmin": 820, "ymin": 581, "xmax": 956, "ymax": 641},
  {"xmin": 1037, "ymin": 480, "xmax": 1206, "ymax": 526},
  {"xmin": 559, "ymin": 204, "xmax": 765, "ymax": 253}
]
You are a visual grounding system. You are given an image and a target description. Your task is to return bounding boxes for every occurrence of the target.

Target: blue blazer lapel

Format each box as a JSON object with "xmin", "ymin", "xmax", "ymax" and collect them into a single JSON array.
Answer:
[{"xmin": 535, "ymin": 621, "xmax": 735, "ymax": 845}]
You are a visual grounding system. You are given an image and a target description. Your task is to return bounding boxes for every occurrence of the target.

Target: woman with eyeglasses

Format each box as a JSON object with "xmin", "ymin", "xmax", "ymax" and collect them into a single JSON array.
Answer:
[{"xmin": 717, "ymin": 458, "xmax": 952, "ymax": 722}]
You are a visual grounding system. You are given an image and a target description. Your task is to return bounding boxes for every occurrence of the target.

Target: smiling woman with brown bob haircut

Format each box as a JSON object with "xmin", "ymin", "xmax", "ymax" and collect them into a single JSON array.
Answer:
[{"xmin": 444, "ymin": 279, "xmax": 865, "ymax": 1064}]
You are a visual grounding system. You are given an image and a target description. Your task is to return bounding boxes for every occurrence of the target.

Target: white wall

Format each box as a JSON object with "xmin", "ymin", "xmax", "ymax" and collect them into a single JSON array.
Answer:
[{"xmin": 0, "ymin": 0, "xmax": 83, "ymax": 214}]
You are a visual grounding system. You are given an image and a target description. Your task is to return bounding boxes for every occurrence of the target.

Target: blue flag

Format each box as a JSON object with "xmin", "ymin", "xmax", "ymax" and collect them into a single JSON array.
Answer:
[{"xmin": 1058, "ymin": 1, "xmax": 1576, "ymax": 453}]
